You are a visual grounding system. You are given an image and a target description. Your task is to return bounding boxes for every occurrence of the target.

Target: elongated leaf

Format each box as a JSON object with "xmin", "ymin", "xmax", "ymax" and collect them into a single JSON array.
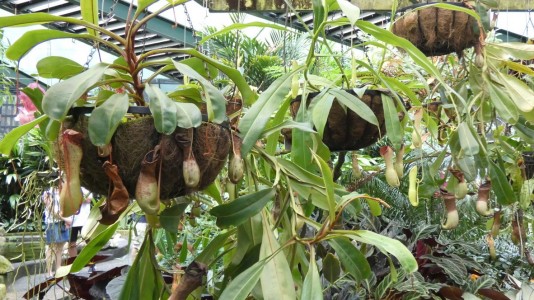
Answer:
[
  {"xmin": 260, "ymin": 213, "xmax": 296, "ymax": 300},
  {"xmin": 210, "ymin": 188, "xmax": 275, "ymax": 228},
  {"xmin": 312, "ymin": 93, "xmax": 335, "ymax": 137},
  {"xmin": 170, "ymin": 48, "xmax": 256, "ymax": 105},
  {"xmin": 173, "ymin": 62, "xmax": 226, "ymax": 123},
  {"xmin": 329, "ymin": 237, "xmax": 371, "ymax": 283},
  {"xmin": 239, "ymin": 67, "xmax": 303, "ymax": 156},
  {"xmin": 160, "ymin": 202, "xmax": 189, "ymax": 233},
  {"xmin": 146, "ymin": 84, "xmax": 178, "ymax": 134},
  {"xmin": 88, "ymin": 93, "xmax": 129, "ymax": 146},
  {"xmin": 498, "ymin": 72, "xmax": 534, "ymax": 113},
  {"xmin": 337, "ymin": 0, "xmax": 360, "ymax": 25},
  {"xmin": 322, "ymin": 253, "xmax": 341, "ymax": 283},
  {"xmin": 488, "ymin": 160, "xmax": 516, "ymax": 205},
  {"xmin": 219, "ymin": 260, "xmax": 266, "ymax": 300},
  {"xmin": 457, "ymin": 122, "xmax": 479, "ymax": 156},
  {"xmin": 80, "ymin": 0, "xmax": 99, "ymax": 37},
  {"xmin": 37, "ymin": 56, "xmax": 85, "ymax": 79},
  {"xmin": 381, "ymin": 94, "xmax": 402, "ymax": 150},
  {"xmin": 137, "ymin": 0, "xmax": 158, "ymax": 14},
  {"xmin": 291, "ymin": 97, "xmax": 314, "ymax": 169},
  {"xmin": 486, "ymin": 79, "xmax": 518, "ymax": 124},
  {"xmin": 119, "ymin": 233, "xmax": 168, "ymax": 300},
  {"xmin": 179, "ymin": 57, "xmax": 219, "ymax": 79},
  {"xmin": 0, "ymin": 115, "xmax": 47, "ymax": 155},
  {"xmin": 333, "ymin": 230, "xmax": 418, "ymax": 273},
  {"xmin": 43, "ymin": 63, "xmax": 109, "ymax": 120},
  {"xmin": 262, "ymin": 120, "xmax": 315, "ymax": 138},
  {"xmin": 491, "ymin": 42, "xmax": 534, "ymax": 60},
  {"xmin": 301, "ymin": 248, "xmax": 322, "ymax": 300},
  {"xmin": 175, "ymin": 102, "xmax": 202, "ymax": 128},
  {"xmin": 6, "ymin": 29, "xmax": 99, "ymax": 60},
  {"xmin": 312, "ymin": 152, "xmax": 336, "ymax": 223},
  {"xmin": 200, "ymin": 22, "xmax": 287, "ymax": 44},
  {"xmin": 196, "ymin": 229, "xmax": 235, "ymax": 265},
  {"xmin": 203, "ymin": 181, "xmax": 223, "ymax": 204},
  {"xmin": 327, "ymin": 89, "xmax": 378, "ymax": 126}
]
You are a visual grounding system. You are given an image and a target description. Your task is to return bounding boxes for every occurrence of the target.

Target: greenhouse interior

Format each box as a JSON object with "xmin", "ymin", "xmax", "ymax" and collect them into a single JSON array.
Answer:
[{"xmin": 1, "ymin": 0, "xmax": 534, "ymax": 299}]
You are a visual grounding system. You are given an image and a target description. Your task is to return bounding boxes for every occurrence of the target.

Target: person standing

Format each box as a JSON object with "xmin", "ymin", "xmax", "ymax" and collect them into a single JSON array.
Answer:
[
  {"xmin": 68, "ymin": 188, "xmax": 92, "ymax": 257},
  {"xmin": 43, "ymin": 186, "xmax": 71, "ymax": 278}
]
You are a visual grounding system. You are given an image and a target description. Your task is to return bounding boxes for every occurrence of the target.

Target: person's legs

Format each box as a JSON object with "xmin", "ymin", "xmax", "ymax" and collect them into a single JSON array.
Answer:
[
  {"xmin": 68, "ymin": 226, "xmax": 81, "ymax": 257},
  {"xmin": 54, "ymin": 242, "xmax": 66, "ymax": 272},
  {"xmin": 45, "ymin": 244, "xmax": 54, "ymax": 277}
]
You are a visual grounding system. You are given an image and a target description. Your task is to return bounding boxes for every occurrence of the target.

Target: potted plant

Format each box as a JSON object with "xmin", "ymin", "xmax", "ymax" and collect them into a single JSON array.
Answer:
[{"xmin": 0, "ymin": 0, "xmax": 255, "ymax": 223}]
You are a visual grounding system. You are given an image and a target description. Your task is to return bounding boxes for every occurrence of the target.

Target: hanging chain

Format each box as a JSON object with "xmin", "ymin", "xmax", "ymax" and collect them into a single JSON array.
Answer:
[
  {"xmin": 183, "ymin": 3, "xmax": 200, "ymax": 50},
  {"xmin": 84, "ymin": 0, "xmax": 120, "ymax": 68}
]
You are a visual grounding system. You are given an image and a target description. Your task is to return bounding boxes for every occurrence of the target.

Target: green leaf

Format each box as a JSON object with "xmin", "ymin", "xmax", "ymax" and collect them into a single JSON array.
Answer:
[
  {"xmin": 56, "ymin": 219, "xmax": 121, "ymax": 277},
  {"xmin": 333, "ymin": 230, "xmax": 418, "ymax": 273},
  {"xmin": 119, "ymin": 233, "xmax": 168, "ymax": 300},
  {"xmin": 196, "ymin": 229, "xmax": 235, "ymax": 265},
  {"xmin": 239, "ymin": 67, "xmax": 303, "ymax": 156},
  {"xmin": 291, "ymin": 100, "xmax": 314, "ymax": 169},
  {"xmin": 0, "ymin": 115, "xmax": 48, "ymax": 156},
  {"xmin": 337, "ymin": 0, "xmax": 360, "ymax": 26},
  {"xmin": 312, "ymin": 0, "xmax": 326, "ymax": 34},
  {"xmin": 329, "ymin": 237, "xmax": 371, "ymax": 283},
  {"xmin": 203, "ymin": 181, "xmax": 223, "ymax": 205},
  {"xmin": 160, "ymin": 202, "xmax": 189, "ymax": 233},
  {"xmin": 486, "ymin": 78, "xmax": 518, "ymax": 124},
  {"xmin": 175, "ymin": 102, "xmax": 202, "ymax": 128},
  {"xmin": 301, "ymin": 248, "xmax": 322, "ymax": 300},
  {"xmin": 37, "ymin": 56, "xmax": 85, "ymax": 79},
  {"xmin": 179, "ymin": 57, "xmax": 219, "ymax": 79},
  {"xmin": 259, "ymin": 212, "xmax": 296, "ymax": 300},
  {"xmin": 171, "ymin": 48, "xmax": 257, "ymax": 106},
  {"xmin": 322, "ymin": 253, "xmax": 341, "ymax": 283},
  {"xmin": 200, "ymin": 22, "xmax": 288, "ymax": 44},
  {"xmin": 490, "ymin": 42, "xmax": 534, "ymax": 60},
  {"xmin": 381, "ymin": 93, "xmax": 402, "ymax": 150},
  {"xmin": 312, "ymin": 152, "xmax": 336, "ymax": 223},
  {"xmin": 210, "ymin": 188, "xmax": 275, "ymax": 228},
  {"xmin": 327, "ymin": 89, "xmax": 378, "ymax": 126},
  {"xmin": 488, "ymin": 159, "xmax": 516, "ymax": 205},
  {"xmin": 219, "ymin": 260, "xmax": 266, "ymax": 300},
  {"xmin": 80, "ymin": 0, "xmax": 99, "ymax": 37},
  {"xmin": 457, "ymin": 122, "xmax": 479, "ymax": 156},
  {"xmin": 498, "ymin": 72, "xmax": 534, "ymax": 113},
  {"xmin": 146, "ymin": 84, "xmax": 178, "ymax": 134},
  {"xmin": 366, "ymin": 198, "xmax": 382, "ymax": 216},
  {"xmin": 88, "ymin": 93, "xmax": 129, "ymax": 146},
  {"xmin": 312, "ymin": 93, "xmax": 335, "ymax": 137},
  {"xmin": 262, "ymin": 120, "xmax": 315, "ymax": 138},
  {"xmin": 6, "ymin": 29, "xmax": 98, "ymax": 61},
  {"xmin": 173, "ymin": 62, "xmax": 226, "ymax": 123},
  {"xmin": 137, "ymin": 0, "xmax": 158, "ymax": 15},
  {"xmin": 43, "ymin": 63, "xmax": 109, "ymax": 120}
]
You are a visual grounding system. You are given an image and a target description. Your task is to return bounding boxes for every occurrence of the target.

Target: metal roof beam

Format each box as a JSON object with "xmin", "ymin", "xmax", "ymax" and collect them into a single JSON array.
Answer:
[
  {"xmin": 206, "ymin": 0, "xmax": 533, "ymax": 12},
  {"xmin": 67, "ymin": 0, "xmax": 197, "ymax": 48}
]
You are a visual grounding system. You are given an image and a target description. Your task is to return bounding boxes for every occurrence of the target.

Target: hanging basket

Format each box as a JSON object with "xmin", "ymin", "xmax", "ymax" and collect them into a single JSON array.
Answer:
[
  {"xmin": 64, "ymin": 107, "xmax": 231, "ymax": 200},
  {"xmin": 288, "ymin": 90, "xmax": 394, "ymax": 152},
  {"xmin": 392, "ymin": 2, "xmax": 480, "ymax": 56}
]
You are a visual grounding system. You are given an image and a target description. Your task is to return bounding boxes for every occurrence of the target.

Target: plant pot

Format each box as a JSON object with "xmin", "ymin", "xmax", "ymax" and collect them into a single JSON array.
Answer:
[
  {"xmin": 64, "ymin": 107, "xmax": 231, "ymax": 200},
  {"xmin": 392, "ymin": 2, "xmax": 480, "ymax": 56},
  {"xmin": 288, "ymin": 89, "xmax": 393, "ymax": 152}
]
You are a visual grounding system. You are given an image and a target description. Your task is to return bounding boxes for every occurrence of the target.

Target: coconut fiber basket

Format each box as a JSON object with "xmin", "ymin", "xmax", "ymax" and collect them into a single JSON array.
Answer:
[
  {"xmin": 65, "ymin": 107, "xmax": 231, "ymax": 200},
  {"xmin": 288, "ymin": 89, "xmax": 395, "ymax": 152},
  {"xmin": 392, "ymin": 2, "xmax": 480, "ymax": 56}
]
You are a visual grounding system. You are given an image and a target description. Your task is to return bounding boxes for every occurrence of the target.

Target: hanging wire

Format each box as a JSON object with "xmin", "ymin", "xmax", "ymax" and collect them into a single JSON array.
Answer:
[{"xmin": 84, "ymin": 0, "xmax": 120, "ymax": 68}]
